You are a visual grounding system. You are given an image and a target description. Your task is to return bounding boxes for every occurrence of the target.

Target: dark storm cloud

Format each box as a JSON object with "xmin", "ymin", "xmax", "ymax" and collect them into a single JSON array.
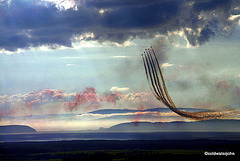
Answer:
[
  {"xmin": 86, "ymin": 0, "xmax": 158, "ymax": 8},
  {"xmin": 0, "ymin": 0, "xmax": 100, "ymax": 51},
  {"xmin": 100, "ymin": 1, "xmax": 180, "ymax": 28},
  {"xmin": 0, "ymin": 0, "xmax": 240, "ymax": 51},
  {"xmin": 193, "ymin": 0, "xmax": 231, "ymax": 12}
]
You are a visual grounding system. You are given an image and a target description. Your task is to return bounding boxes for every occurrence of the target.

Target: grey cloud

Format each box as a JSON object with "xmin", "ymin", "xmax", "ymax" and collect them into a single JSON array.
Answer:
[
  {"xmin": 86, "ymin": 0, "xmax": 161, "ymax": 8},
  {"xmin": 0, "ymin": 0, "xmax": 240, "ymax": 51}
]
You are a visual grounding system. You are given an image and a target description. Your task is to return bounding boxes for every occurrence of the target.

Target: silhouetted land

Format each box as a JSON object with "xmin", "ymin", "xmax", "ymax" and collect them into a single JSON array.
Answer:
[
  {"xmin": 106, "ymin": 119, "xmax": 240, "ymax": 132},
  {"xmin": 0, "ymin": 139, "xmax": 239, "ymax": 160},
  {"xmin": 0, "ymin": 125, "xmax": 36, "ymax": 134},
  {"xmin": 1, "ymin": 121, "xmax": 239, "ymax": 160}
]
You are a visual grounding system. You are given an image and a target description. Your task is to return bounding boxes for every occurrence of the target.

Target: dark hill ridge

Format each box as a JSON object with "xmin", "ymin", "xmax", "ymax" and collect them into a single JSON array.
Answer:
[
  {"xmin": 0, "ymin": 125, "xmax": 37, "ymax": 133},
  {"xmin": 89, "ymin": 107, "xmax": 209, "ymax": 114},
  {"xmin": 106, "ymin": 119, "xmax": 240, "ymax": 132}
]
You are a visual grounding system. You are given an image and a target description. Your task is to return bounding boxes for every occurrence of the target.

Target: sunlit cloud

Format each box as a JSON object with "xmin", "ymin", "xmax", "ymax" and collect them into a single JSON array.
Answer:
[
  {"xmin": 76, "ymin": 111, "xmax": 178, "ymax": 120},
  {"xmin": 161, "ymin": 63, "xmax": 174, "ymax": 68},
  {"xmin": 66, "ymin": 63, "xmax": 79, "ymax": 67},
  {"xmin": 40, "ymin": 0, "xmax": 86, "ymax": 10},
  {"xmin": 110, "ymin": 56, "xmax": 130, "ymax": 59},
  {"xmin": 111, "ymin": 87, "xmax": 129, "ymax": 93},
  {"xmin": 228, "ymin": 14, "xmax": 240, "ymax": 21},
  {"xmin": 62, "ymin": 56, "xmax": 86, "ymax": 59}
]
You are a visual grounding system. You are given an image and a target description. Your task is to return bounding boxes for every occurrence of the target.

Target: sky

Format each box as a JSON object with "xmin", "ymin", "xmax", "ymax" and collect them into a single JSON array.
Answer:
[{"xmin": 0, "ymin": 0, "xmax": 240, "ymax": 131}]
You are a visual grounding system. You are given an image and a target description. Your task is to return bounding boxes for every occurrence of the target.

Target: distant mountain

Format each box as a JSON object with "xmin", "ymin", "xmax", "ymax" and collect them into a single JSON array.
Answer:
[
  {"xmin": 89, "ymin": 107, "xmax": 209, "ymax": 115},
  {"xmin": 0, "ymin": 125, "xmax": 37, "ymax": 133},
  {"xmin": 89, "ymin": 109, "xmax": 138, "ymax": 114},
  {"xmin": 105, "ymin": 119, "xmax": 240, "ymax": 132},
  {"xmin": 95, "ymin": 114, "xmax": 180, "ymax": 121},
  {"xmin": 2, "ymin": 107, "xmax": 210, "ymax": 121},
  {"xmin": 91, "ymin": 107, "xmax": 210, "ymax": 121}
]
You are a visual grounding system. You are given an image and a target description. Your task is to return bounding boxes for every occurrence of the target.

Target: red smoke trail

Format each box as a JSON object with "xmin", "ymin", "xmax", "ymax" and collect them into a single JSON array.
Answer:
[
  {"xmin": 23, "ymin": 89, "xmax": 65, "ymax": 115},
  {"xmin": 99, "ymin": 92, "xmax": 122, "ymax": 105},
  {"xmin": 67, "ymin": 87, "xmax": 97, "ymax": 112},
  {"xmin": 66, "ymin": 88, "xmax": 122, "ymax": 111},
  {"xmin": 24, "ymin": 89, "xmax": 56, "ymax": 110},
  {"xmin": 133, "ymin": 99, "xmax": 145, "ymax": 126},
  {"xmin": 0, "ymin": 87, "xmax": 123, "ymax": 116},
  {"xmin": 38, "ymin": 89, "xmax": 55, "ymax": 98},
  {"xmin": 56, "ymin": 90, "xmax": 63, "ymax": 99},
  {"xmin": 235, "ymin": 88, "xmax": 240, "ymax": 97},
  {"xmin": 133, "ymin": 105, "xmax": 144, "ymax": 127},
  {"xmin": 216, "ymin": 81, "xmax": 232, "ymax": 90}
]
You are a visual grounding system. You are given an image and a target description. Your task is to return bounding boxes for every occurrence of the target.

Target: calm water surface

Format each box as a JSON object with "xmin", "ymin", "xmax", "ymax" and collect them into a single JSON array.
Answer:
[{"xmin": 0, "ymin": 132, "xmax": 240, "ymax": 142}]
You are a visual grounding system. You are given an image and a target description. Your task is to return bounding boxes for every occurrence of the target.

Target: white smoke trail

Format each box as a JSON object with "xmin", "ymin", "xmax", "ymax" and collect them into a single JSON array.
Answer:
[{"xmin": 142, "ymin": 47, "xmax": 240, "ymax": 120}]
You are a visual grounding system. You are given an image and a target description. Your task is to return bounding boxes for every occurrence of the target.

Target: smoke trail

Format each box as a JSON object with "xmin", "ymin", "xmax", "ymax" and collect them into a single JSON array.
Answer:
[
  {"xmin": 66, "ymin": 87, "xmax": 122, "ymax": 111},
  {"xmin": 142, "ymin": 47, "xmax": 240, "ymax": 120},
  {"xmin": 133, "ymin": 97, "xmax": 145, "ymax": 126},
  {"xmin": 67, "ymin": 87, "xmax": 98, "ymax": 111}
]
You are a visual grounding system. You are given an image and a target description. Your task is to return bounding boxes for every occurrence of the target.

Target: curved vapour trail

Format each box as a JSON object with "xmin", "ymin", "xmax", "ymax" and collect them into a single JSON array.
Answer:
[{"xmin": 142, "ymin": 47, "xmax": 240, "ymax": 120}]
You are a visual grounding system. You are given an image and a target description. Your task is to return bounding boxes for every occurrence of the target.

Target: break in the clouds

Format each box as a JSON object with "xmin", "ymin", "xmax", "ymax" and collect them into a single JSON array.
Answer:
[{"xmin": 0, "ymin": 0, "xmax": 240, "ymax": 51}]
